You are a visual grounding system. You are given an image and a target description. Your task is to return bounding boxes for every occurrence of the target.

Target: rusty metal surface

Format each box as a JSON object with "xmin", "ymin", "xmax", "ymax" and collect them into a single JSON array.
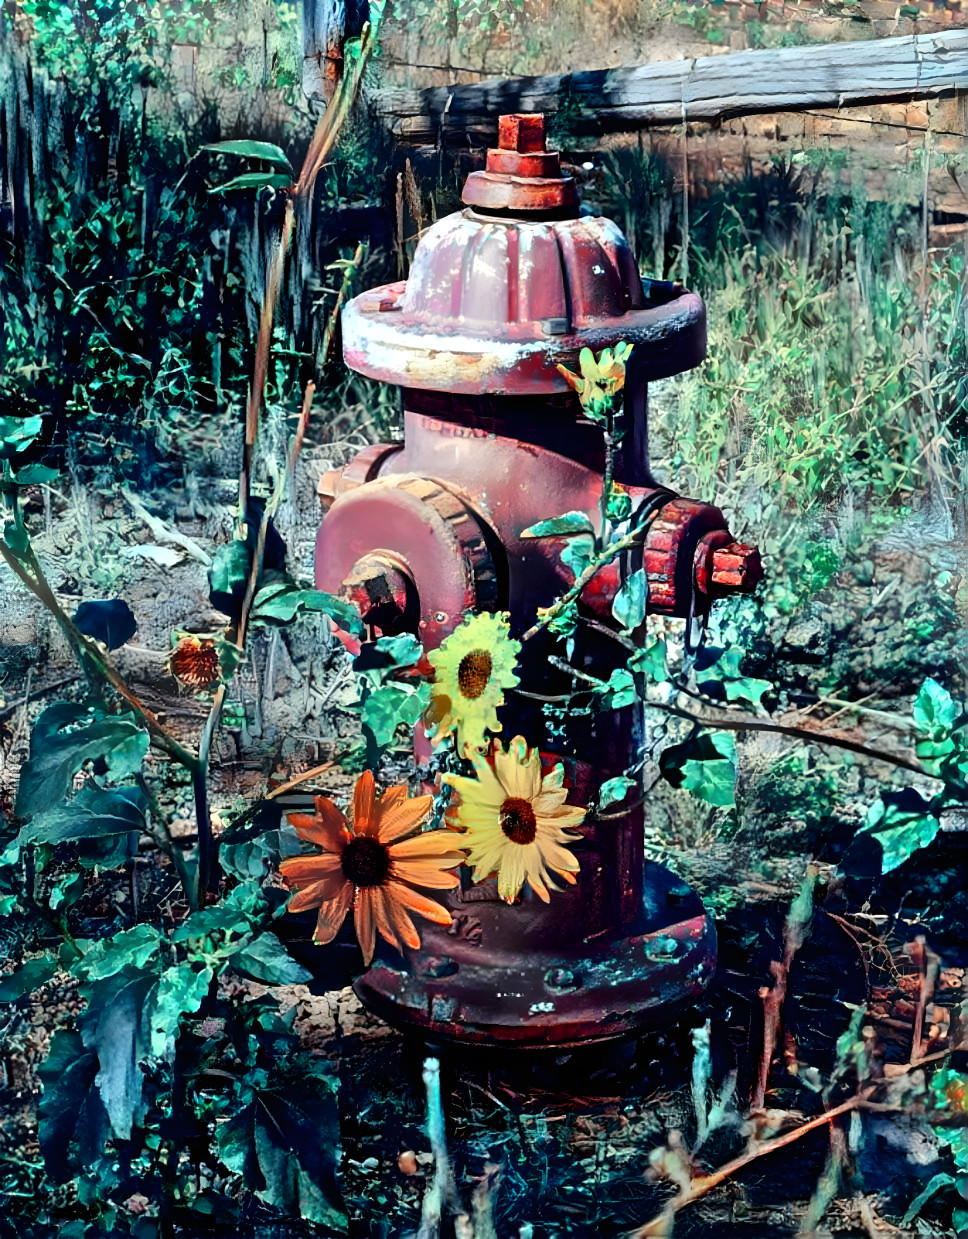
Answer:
[
  {"xmin": 311, "ymin": 113, "xmax": 762, "ymax": 1047},
  {"xmin": 355, "ymin": 859, "xmax": 716, "ymax": 1048},
  {"xmin": 461, "ymin": 111, "xmax": 579, "ymax": 214},
  {"xmin": 340, "ymin": 211, "xmax": 705, "ymax": 395}
]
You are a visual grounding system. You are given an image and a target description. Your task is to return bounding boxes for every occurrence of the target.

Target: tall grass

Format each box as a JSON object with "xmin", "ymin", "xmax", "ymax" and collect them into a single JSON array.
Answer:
[{"xmin": 595, "ymin": 148, "xmax": 968, "ymax": 540}]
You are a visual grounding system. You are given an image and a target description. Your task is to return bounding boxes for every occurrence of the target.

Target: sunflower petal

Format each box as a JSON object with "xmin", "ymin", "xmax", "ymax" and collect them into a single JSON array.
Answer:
[
  {"xmin": 353, "ymin": 770, "xmax": 377, "ymax": 837},
  {"xmin": 391, "ymin": 882, "xmax": 454, "ymax": 926},
  {"xmin": 377, "ymin": 795, "xmax": 433, "ymax": 843},
  {"xmin": 279, "ymin": 852, "xmax": 344, "ymax": 887},
  {"xmin": 289, "ymin": 874, "xmax": 350, "ymax": 912},
  {"xmin": 388, "ymin": 832, "xmax": 464, "ymax": 861},
  {"xmin": 354, "ymin": 888, "xmax": 378, "ymax": 964},
  {"xmin": 376, "ymin": 886, "xmax": 422, "ymax": 951},
  {"xmin": 312, "ymin": 883, "xmax": 353, "ymax": 945},
  {"xmin": 391, "ymin": 859, "xmax": 462, "ymax": 888},
  {"xmin": 288, "ymin": 798, "xmax": 350, "ymax": 849}
]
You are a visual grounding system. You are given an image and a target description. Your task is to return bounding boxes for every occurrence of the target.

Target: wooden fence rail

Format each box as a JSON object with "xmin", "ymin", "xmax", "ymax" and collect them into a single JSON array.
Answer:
[{"xmin": 374, "ymin": 29, "xmax": 968, "ymax": 144}]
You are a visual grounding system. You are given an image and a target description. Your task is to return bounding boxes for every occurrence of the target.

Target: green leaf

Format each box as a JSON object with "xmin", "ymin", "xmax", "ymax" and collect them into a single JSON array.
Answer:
[
  {"xmin": 521, "ymin": 511, "xmax": 595, "ymax": 538},
  {"xmin": 251, "ymin": 584, "xmax": 364, "ymax": 635},
  {"xmin": 72, "ymin": 599, "xmax": 137, "ymax": 650},
  {"xmin": 723, "ymin": 676, "xmax": 772, "ymax": 708},
  {"xmin": 49, "ymin": 871, "xmax": 85, "ymax": 912},
  {"xmin": 612, "ymin": 568, "xmax": 648, "ymax": 631},
  {"xmin": 37, "ymin": 1030, "xmax": 110, "ymax": 1182},
  {"xmin": 11, "ymin": 461, "xmax": 59, "ymax": 484},
  {"xmin": 362, "ymin": 681, "xmax": 431, "ymax": 748},
  {"xmin": 901, "ymin": 1172, "xmax": 955, "ymax": 1227},
  {"xmin": 373, "ymin": 633, "xmax": 423, "ymax": 668},
  {"xmin": 209, "ymin": 539, "xmax": 251, "ymax": 597},
  {"xmin": 3, "ymin": 513, "xmax": 30, "ymax": 558},
  {"xmin": 229, "ymin": 932, "xmax": 311, "ymax": 986},
  {"xmin": 598, "ymin": 776, "xmax": 635, "ymax": 810},
  {"xmin": 209, "ymin": 172, "xmax": 292, "ymax": 195},
  {"xmin": 201, "ymin": 140, "xmax": 293, "ymax": 172},
  {"xmin": 600, "ymin": 667, "xmax": 636, "ymax": 709},
  {"xmin": 631, "ymin": 638, "xmax": 668, "ymax": 681},
  {"xmin": 78, "ymin": 965, "xmax": 157, "ymax": 1139},
  {"xmin": 221, "ymin": 832, "xmax": 280, "ymax": 883},
  {"xmin": 681, "ymin": 758, "xmax": 735, "ymax": 806},
  {"xmin": 17, "ymin": 783, "xmax": 148, "ymax": 847},
  {"xmin": 913, "ymin": 677, "xmax": 960, "ymax": 739},
  {"xmin": 661, "ymin": 732, "xmax": 736, "ymax": 806},
  {"xmin": 15, "ymin": 704, "xmax": 149, "ymax": 819},
  {"xmin": 862, "ymin": 792, "xmax": 941, "ymax": 874},
  {"xmin": 0, "ymin": 414, "xmax": 43, "ymax": 459},
  {"xmin": 74, "ymin": 924, "xmax": 162, "ymax": 982},
  {"xmin": 560, "ymin": 532, "xmax": 595, "ymax": 581},
  {"xmin": 149, "ymin": 964, "xmax": 214, "ymax": 1056},
  {"xmin": 217, "ymin": 1057, "xmax": 346, "ymax": 1229},
  {"xmin": 0, "ymin": 952, "xmax": 59, "ymax": 1002}
]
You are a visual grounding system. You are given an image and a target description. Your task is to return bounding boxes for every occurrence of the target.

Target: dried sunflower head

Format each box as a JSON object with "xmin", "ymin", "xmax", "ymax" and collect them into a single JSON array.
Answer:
[{"xmin": 169, "ymin": 634, "xmax": 220, "ymax": 690}]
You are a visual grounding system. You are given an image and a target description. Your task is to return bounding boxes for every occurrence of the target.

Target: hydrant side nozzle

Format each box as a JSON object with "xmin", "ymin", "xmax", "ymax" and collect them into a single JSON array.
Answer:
[{"xmin": 694, "ymin": 532, "xmax": 763, "ymax": 599}]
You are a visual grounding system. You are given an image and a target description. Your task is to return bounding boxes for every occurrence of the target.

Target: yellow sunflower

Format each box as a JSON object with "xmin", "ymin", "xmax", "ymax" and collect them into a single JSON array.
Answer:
[
  {"xmin": 442, "ymin": 735, "xmax": 586, "ymax": 904},
  {"xmin": 424, "ymin": 611, "xmax": 521, "ymax": 750},
  {"xmin": 279, "ymin": 771, "xmax": 465, "ymax": 963}
]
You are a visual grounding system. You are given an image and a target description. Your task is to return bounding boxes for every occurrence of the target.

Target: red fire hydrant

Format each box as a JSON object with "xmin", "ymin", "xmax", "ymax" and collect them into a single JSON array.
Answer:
[{"xmin": 315, "ymin": 114, "xmax": 761, "ymax": 1046}]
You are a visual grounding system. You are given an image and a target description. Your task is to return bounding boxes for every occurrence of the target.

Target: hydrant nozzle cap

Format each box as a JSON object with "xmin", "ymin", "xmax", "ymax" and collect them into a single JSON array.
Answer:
[{"xmin": 462, "ymin": 111, "xmax": 579, "ymax": 215}]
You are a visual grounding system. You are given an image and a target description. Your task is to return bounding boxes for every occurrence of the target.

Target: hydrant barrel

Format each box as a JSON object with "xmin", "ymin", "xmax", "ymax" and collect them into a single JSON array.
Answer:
[{"xmin": 314, "ymin": 113, "xmax": 762, "ymax": 1046}]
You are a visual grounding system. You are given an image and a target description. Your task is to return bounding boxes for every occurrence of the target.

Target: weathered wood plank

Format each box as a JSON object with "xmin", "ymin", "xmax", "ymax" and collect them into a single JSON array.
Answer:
[{"xmin": 374, "ymin": 30, "xmax": 968, "ymax": 144}]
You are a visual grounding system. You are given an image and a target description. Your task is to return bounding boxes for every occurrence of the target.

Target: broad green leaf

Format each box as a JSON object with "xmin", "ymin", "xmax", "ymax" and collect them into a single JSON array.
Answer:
[
  {"xmin": 216, "ymin": 1057, "xmax": 346, "ymax": 1230},
  {"xmin": 221, "ymin": 832, "xmax": 280, "ymax": 883},
  {"xmin": 79, "ymin": 965, "xmax": 157, "ymax": 1140},
  {"xmin": 37, "ymin": 1030, "xmax": 110, "ymax": 1182},
  {"xmin": 17, "ymin": 783, "xmax": 148, "ymax": 847},
  {"xmin": 631, "ymin": 638, "xmax": 668, "ymax": 682},
  {"xmin": 3, "ymin": 513, "xmax": 30, "ymax": 557},
  {"xmin": 209, "ymin": 172, "xmax": 292, "ymax": 195},
  {"xmin": 521, "ymin": 511, "xmax": 595, "ymax": 538},
  {"xmin": 681, "ymin": 758, "xmax": 736, "ymax": 807},
  {"xmin": 612, "ymin": 568, "xmax": 648, "ymax": 631},
  {"xmin": 149, "ymin": 965, "xmax": 214, "ymax": 1056},
  {"xmin": 16, "ymin": 704, "xmax": 149, "ymax": 819},
  {"xmin": 209, "ymin": 539, "xmax": 251, "ymax": 597},
  {"xmin": 913, "ymin": 677, "xmax": 960, "ymax": 739},
  {"xmin": 601, "ymin": 667, "xmax": 636, "ymax": 709},
  {"xmin": 560, "ymin": 533, "xmax": 595, "ymax": 581},
  {"xmin": 72, "ymin": 598, "xmax": 137, "ymax": 649},
  {"xmin": 605, "ymin": 487, "xmax": 632, "ymax": 522},
  {"xmin": 74, "ymin": 924, "xmax": 162, "ymax": 981},
  {"xmin": 373, "ymin": 633, "xmax": 423, "ymax": 668},
  {"xmin": 49, "ymin": 872, "xmax": 85, "ymax": 912},
  {"xmin": 229, "ymin": 932, "xmax": 311, "ymax": 986},
  {"xmin": 598, "ymin": 776, "xmax": 636, "ymax": 810},
  {"xmin": 201, "ymin": 140, "xmax": 293, "ymax": 172},
  {"xmin": 0, "ymin": 952, "xmax": 59, "ymax": 1002},
  {"xmin": 11, "ymin": 461, "xmax": 59, "ymax": 484},
  {"xmin": 861, "ymin": 790, "xmax": 940, "ymax": 874},
  {"xmin": 0, "ymin": 413, "xmax": 43, "ymax": 458},
  {"xmin": 251, "ymin": 584, "xmax": 364, "ymax": 635},
  {"xmin": 363, "ymin": 681, "xmax": 431, "ymax": 748},
  {"xmin": 723, "ymin": 676, "xmax": 772, "ymax": 707}
]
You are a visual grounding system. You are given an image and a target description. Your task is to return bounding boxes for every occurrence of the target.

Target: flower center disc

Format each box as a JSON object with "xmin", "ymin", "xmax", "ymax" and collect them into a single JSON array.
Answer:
[
  {"xmin": 457, "ymin": 648, "xmax": 493, "ymax": 700},
  {"xmin": 499, "ymin": 797, "xmax": 537, "ymax": 845},
  {"xmin": 341, "ymin": 836, "xmax": 390, "ymax": 887}
]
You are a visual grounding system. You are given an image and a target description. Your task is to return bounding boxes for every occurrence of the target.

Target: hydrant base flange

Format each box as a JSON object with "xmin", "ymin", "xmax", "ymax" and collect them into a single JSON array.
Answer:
[{"xmin": 354, "ymin": 860, "xmax": 716, "ymax": 1048}]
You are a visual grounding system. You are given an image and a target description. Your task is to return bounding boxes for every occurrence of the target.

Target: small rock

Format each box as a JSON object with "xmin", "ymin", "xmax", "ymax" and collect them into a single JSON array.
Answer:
[
  {"xmin": 397, "ymin": 1150, "xmax": 417, "ymax": 1175},
  {"xmin": 361, "ymin": 1156, "xmax": 380, "ymax": 1171}
]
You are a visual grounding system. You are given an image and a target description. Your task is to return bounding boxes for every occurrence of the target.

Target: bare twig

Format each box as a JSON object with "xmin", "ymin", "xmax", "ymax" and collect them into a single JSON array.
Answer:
[{"xmin": 628, "ymin": 1092, "xmax": 904, "ymax": 1237}]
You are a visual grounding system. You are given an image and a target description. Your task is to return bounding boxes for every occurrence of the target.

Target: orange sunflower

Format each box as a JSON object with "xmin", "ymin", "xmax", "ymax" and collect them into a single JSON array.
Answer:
[{"xmin": 279, "ymin": 770, "xmax": 465, "ymax": 964}]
